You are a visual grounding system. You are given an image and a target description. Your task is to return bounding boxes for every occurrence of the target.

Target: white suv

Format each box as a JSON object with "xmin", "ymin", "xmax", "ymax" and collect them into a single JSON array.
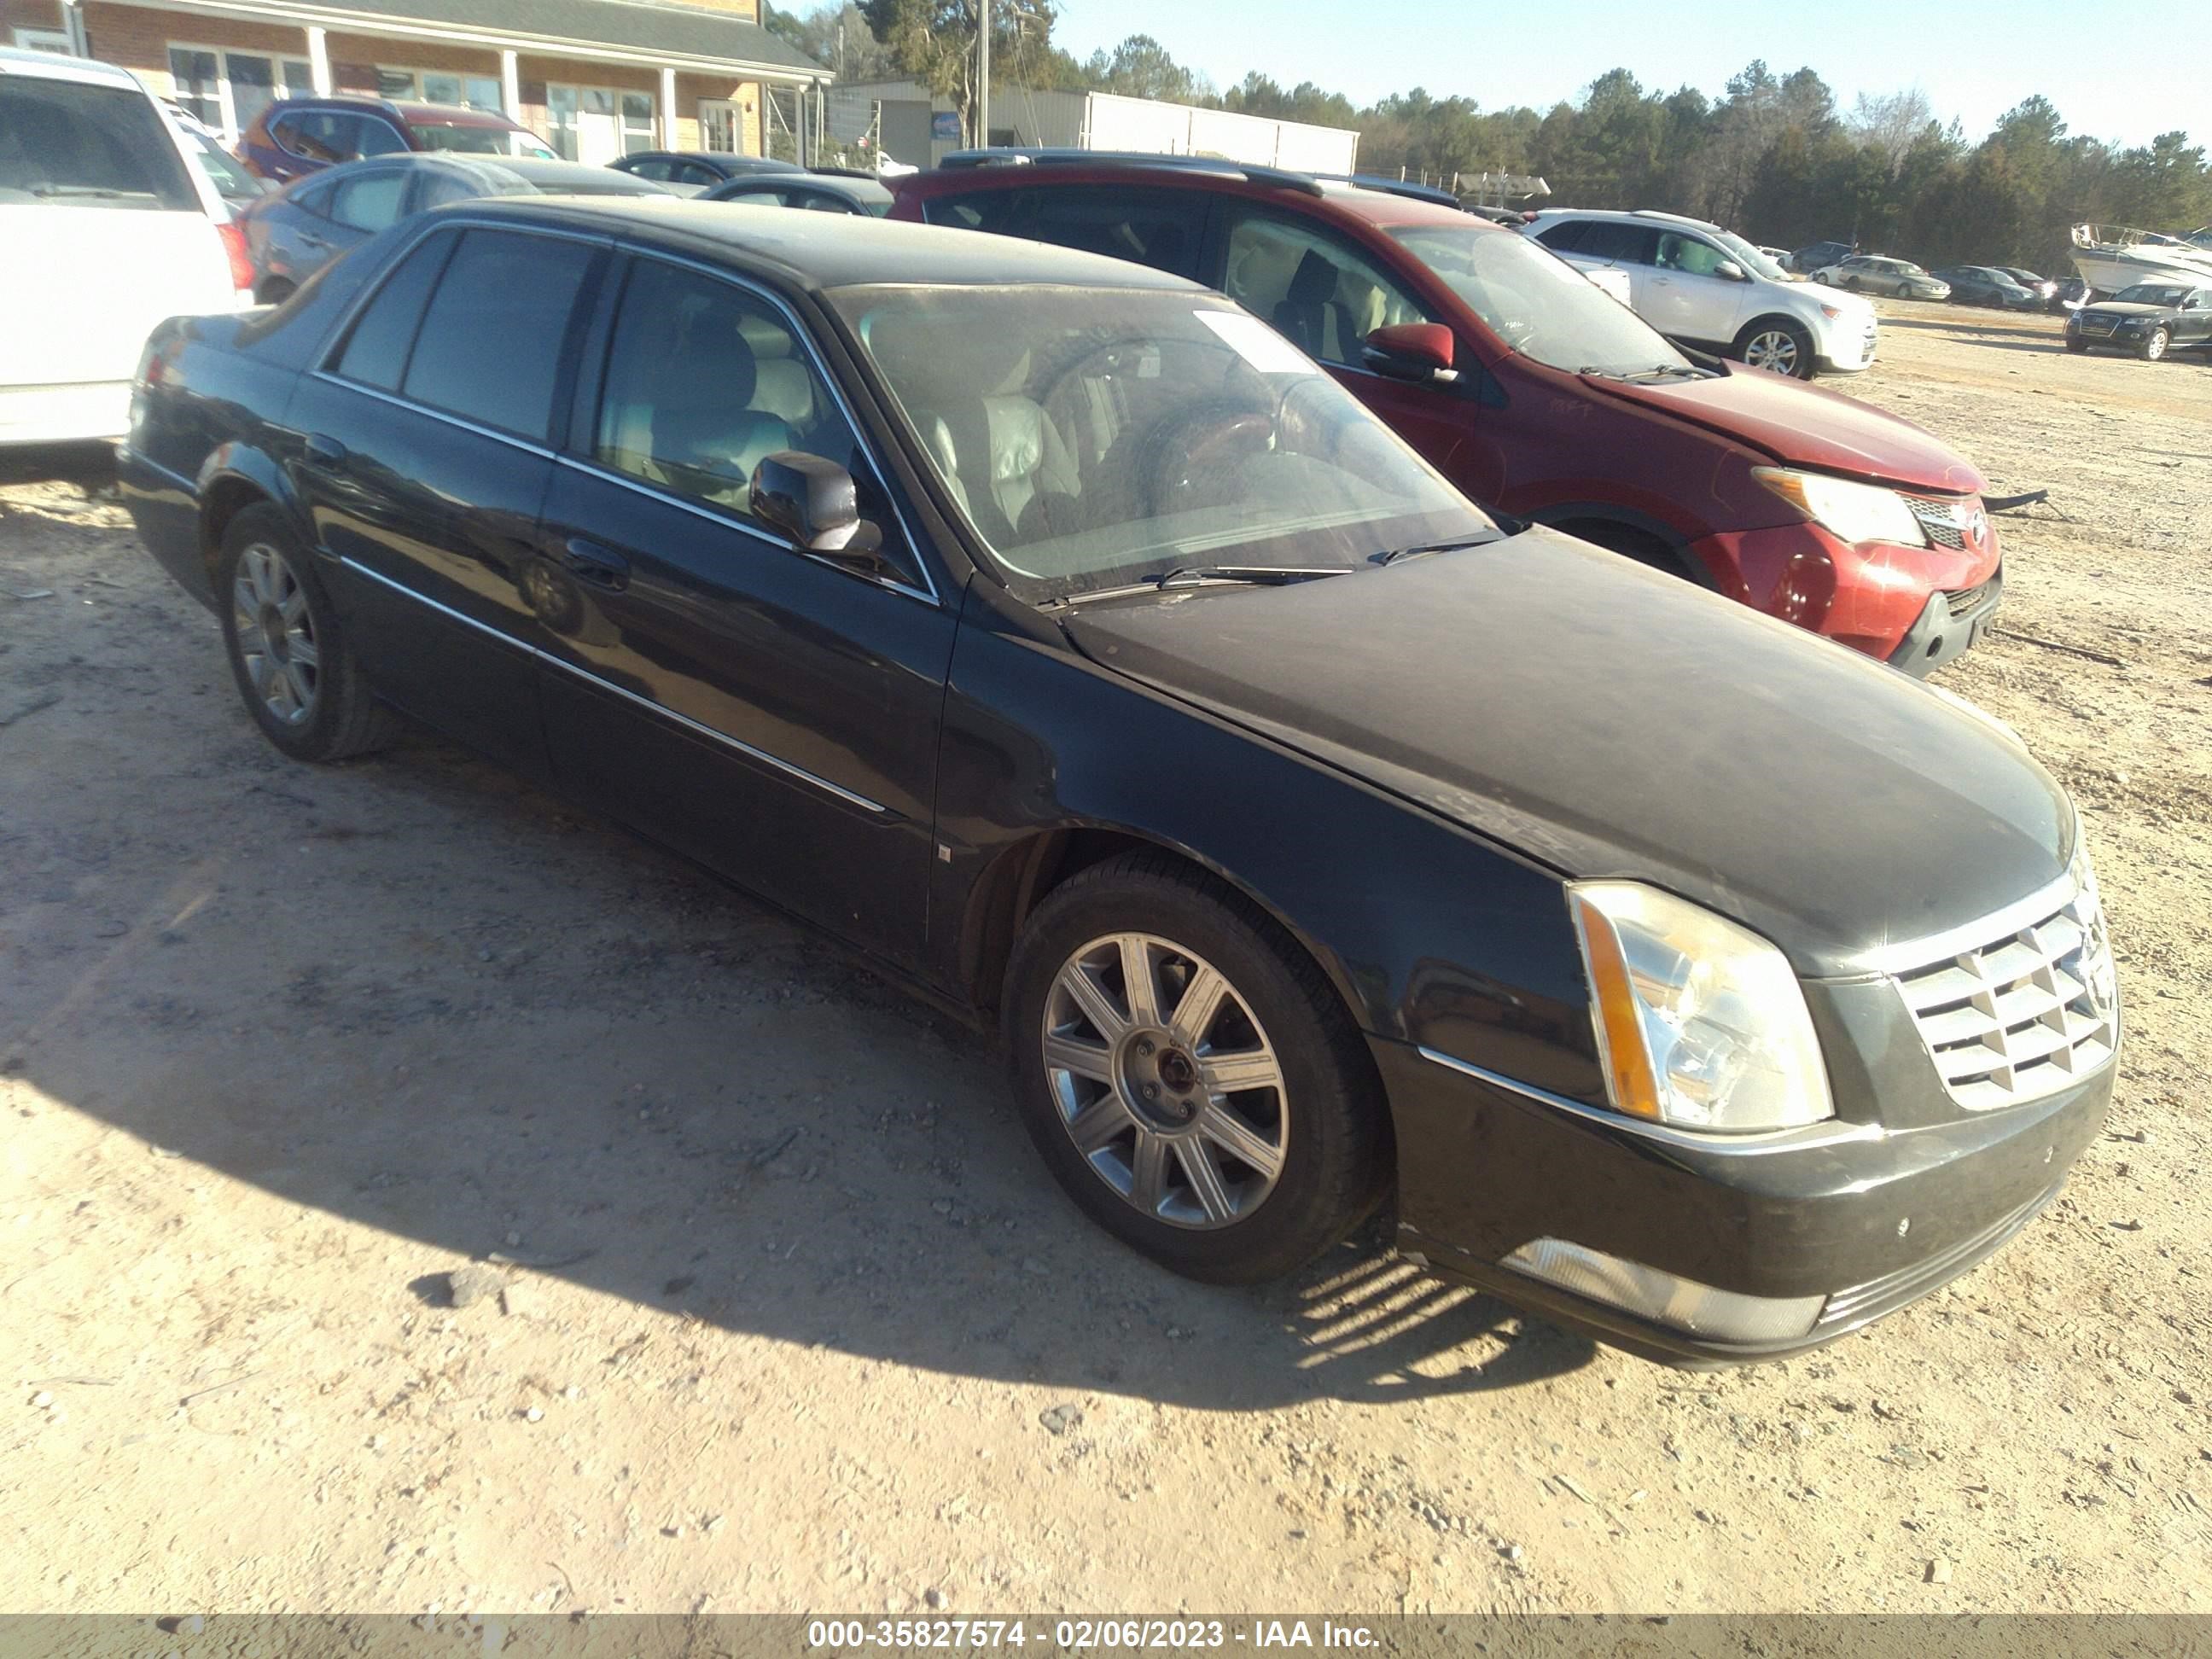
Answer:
[
  {"xmin": 1522, "ymin": 208, "xmax": 1877, "ymax": 379},
  {"xmin": 2, "ymin": 47, "xmax": 253, "ymax": 445}
]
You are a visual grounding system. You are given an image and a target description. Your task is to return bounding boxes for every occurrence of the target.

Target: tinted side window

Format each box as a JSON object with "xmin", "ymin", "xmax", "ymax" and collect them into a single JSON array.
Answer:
[
  {"xmin": 402, "ymin": 230, "xmax": 596, "ymax": 440},
  {"xmin": 720, "ymin": 187, "xmax": 789, "ymax": 207},
  {"xmin": 1535, "ymin": 221, "xmax": 1588, "ymax": 252},
  {"xmin": 1575, "ymin": 222, "xmax": 1660, "ymax": 264},
  {"xmin": 626, "ymin": 157, "xmax": 672, "ymax": 180},
  {"xmin": 290, "ymin": 177, "xmax": 338, "ymax": 217},
  {"xmin": 1656, "ymin": 232, "xmax": 1730, "ymax": 277},
  {"xmin": 923, "ymin": 186, "xmax": 1202, "ymax": 281},
  {"xmin": 332, "ymin": 232, "xmax": 454, "ymax": 390},
  {"xmin": 329, "ymin": 168, "xmax": 408, "ymax": 231},
  {"xmin": 276, "ymin": 110, "xmax": 359, "ymax": 163},
  {"xmin": 357, "ymin": 117, "xmax": 408, "ymax": 158}
]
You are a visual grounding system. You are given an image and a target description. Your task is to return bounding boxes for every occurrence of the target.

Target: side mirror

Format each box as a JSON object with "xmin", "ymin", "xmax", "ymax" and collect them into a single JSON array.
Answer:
[
  {"xmin": 749, "ymin": 451, "xmax": 888, "ymax": 569},
  {"xmin": 1361, "ymin": 321, "xmax": 1458, "ymax": 383},
  {"xmin": 1715, "ymin": 259, "xmax": 1747, "ymax": 282}
]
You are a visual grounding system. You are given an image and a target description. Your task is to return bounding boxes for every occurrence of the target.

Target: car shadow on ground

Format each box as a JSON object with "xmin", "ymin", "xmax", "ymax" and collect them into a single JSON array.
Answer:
[{"xmin": 4, "ymin": 635, "xmax": 1598, "ymax": 1413}]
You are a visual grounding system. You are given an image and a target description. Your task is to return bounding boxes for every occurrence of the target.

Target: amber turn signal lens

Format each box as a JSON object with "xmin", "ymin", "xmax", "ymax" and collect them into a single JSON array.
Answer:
[{"xmin": 1571, "ymin": 893, "xmax": 1664, "ymax": 1121}]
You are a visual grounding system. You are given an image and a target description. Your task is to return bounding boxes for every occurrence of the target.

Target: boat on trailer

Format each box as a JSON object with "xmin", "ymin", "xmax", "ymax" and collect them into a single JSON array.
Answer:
[{"xmin": 2069, "ymin": 224, "xmax": 2212, "ymax": 295}]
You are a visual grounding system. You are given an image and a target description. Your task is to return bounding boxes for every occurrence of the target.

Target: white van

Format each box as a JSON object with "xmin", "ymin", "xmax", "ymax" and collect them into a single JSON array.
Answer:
[
  {"xmin": 1522, "ymin": 207, "xmax": 1878, "ymax": 380},
  {"xmin": 1, "ymin": 46, "xmax": 253, "ymax": 445}
]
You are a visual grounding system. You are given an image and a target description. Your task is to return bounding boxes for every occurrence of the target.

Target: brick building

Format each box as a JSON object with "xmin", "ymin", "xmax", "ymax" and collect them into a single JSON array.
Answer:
[{"xmin": 3, "ymin": 0, "xmax": 829, "ymax": 160}]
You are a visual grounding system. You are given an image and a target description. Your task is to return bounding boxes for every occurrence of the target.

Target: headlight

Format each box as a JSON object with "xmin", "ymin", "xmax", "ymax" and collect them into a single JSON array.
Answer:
[
  {"xmin": 1569, "ymin": 882, "xmax": 1834, "ymax": 1133},
  {"xmin": 1751, "ymin": 466, "xmax": 1926, "ymax": 547}
]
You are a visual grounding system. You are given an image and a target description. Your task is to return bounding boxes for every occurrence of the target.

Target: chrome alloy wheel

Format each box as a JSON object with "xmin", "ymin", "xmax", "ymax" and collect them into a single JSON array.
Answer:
[
  {"xmin": 1742, "ymin": 328, "xmax": 1802, "ymax": 375},
  {"xmin": 231, "ymin": 541, "xmax": 320, "ymax": 725},
  {"xmin": 1041, "ymin": 932, "xmax": 1288, "ymax": 1229}
]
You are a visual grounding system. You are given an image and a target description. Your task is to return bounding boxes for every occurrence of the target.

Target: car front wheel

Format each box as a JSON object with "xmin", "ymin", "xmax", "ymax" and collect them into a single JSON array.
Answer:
[
  {"xmin": 1003, "ymin": 851, "xmax": 1389, "ymax": 1284},
  {"xmin": 218, "ymin": 504, "xmax": 399, "ymax": 762},
  {"xmin": 1734, "ymin": 318, "xmax": 1815, "ymax": 378},
  {"xmin": 2140, "ymin": 326, "xmax": 2169, "ymax": 362}
]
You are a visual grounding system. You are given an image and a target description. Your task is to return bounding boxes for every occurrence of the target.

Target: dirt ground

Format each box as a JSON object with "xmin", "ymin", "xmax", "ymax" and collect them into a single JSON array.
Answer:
[{"xmin": 2, "ymin": 300, "xmax": 2207, "ymax": 1619}]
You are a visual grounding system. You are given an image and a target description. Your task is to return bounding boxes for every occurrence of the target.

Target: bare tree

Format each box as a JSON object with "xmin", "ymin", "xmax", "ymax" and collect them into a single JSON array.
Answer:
[{"xmin": 1849, "ymin": 87, "xmax": 1934, "ymax": 175}]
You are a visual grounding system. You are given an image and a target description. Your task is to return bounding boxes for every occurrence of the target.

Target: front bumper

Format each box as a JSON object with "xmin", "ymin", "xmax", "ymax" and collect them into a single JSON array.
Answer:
[
  {"xmin": 1376, "ymin": 1035, "xmax": 2112, "ymax": 1367},
  {"xmin": 1887, "ymin": 566, "xmax": 2002, "ymax": 676},
  {"xmin": 1689, "ymin": 520, "xmax": 2001, "ymax": 661}
]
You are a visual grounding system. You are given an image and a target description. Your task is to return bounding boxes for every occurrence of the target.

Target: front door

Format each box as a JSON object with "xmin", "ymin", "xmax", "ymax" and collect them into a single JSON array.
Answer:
[
  {"xmin": 1645, "ymin": 230, "xmax": 1747, "ymax": 346},
  {"xmin": 532, "ymin": 253, "xmax": 956, "ymax": 969},
  {"xmin": 289, "ymin": 223, "xmax": 604, "ymax": 777},
  {"xmin": 1213, "ymin": 206, "xmax": 1484, "ymax": 498}
]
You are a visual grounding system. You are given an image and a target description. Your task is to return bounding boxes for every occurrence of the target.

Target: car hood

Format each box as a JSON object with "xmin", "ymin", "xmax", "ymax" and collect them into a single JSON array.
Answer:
[
  {"xmin": 1581, "ymin": 366, "xmax": 1986, "ymax": 494},
  {"xmin": 1062, "ymin": 529, "xmax": 2071, "ymax": 979},
  {"xmin": 2081, "ymin": 301, "xmax": 2177, "ymax": 319}
]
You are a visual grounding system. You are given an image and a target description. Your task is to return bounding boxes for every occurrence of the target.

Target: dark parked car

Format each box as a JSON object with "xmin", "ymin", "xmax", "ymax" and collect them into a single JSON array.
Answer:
[
  {"xmin": 1930, "ymin": 265, "xmax": 2042, "ymax": 311},
  {"xmin": 2064, "ymin": 281, "xmax": 2212, "ymax": 359},
  {"xmin": 892, "ymin": 160, "xmax": 2003, "ymax": 672},
  {"xmin": 701, "ymin": 169, "xmax": 893, "ymax": 215},
  {"xmin": 116, "ymin": 200, "xmax": 2117, "ymax": 1366},
  {"xmin": 238, "ymin": 96, "xmax": 556, "ymax": 184},
  {"xmin": 609, "ymin": 149, "xmax": 802, "ymax": 192},
  {"xmin": 1994, "ymin": 266, "xmax": 2059, "ymax": 306},
  {"xmin": 1785, "ymin": 238, "xmax": 1854, "ymax": 275},
  {"xmin": 239, "ymin": 155, "xmax": 669, "ymax": 302}
]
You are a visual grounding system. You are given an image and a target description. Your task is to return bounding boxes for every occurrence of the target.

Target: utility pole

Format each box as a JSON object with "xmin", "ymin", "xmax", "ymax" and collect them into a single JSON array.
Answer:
[{"xmin": 975, "ymin": 0, "xmax": 990, "ymax": 148}]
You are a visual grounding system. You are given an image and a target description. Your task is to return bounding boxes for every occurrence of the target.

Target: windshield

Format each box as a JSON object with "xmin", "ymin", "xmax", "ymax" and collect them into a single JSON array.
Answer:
[
  {"xmin": 2116, "ymin": 284, "xmax": 2186, "ymax": 306},
  {"xmin": 413, "ymin": 122, "xmax": 556, "ymax": 160},
  {"xmin": 834, "ymin": 284, "xmax": 1493, "ymax": 601},
  {"xmin": 1389, "ymin": 224, "xmax": 1691, "ymax": 377},
  {"xmin": 1713, "ymin": 230, "xmax": 1785, "ymax": 282},
  {"xmin": 0, "ymin": 76, "xmax": 198, "ymax": 209}
]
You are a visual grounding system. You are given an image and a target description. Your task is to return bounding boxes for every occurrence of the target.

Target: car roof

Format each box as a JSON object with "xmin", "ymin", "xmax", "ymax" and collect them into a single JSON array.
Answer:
[
  {"xmin": 265, "ymin": 94, "xmax": 515, "ymax": 126},
  {"xmin": 900, "ymin": 156, "xmax": 1474, "ymax": 231},
  {"xmin": 498, "ymin": 157, "xmax": 669, "ymax": 192},
  {"xmin": 713, "ymin": 171, "xmax": 890, "ymax": 203},
  {"xmin": 0, "ymin": 44, "xmax": 141, "ymax": 86},
  {"xmin": 439, "ymin": 195, "xmax": 1208, "ymax": 293},
  {"xmin": 1536, "ymin": 207, "xmax": 1726, "ymax": 234}
]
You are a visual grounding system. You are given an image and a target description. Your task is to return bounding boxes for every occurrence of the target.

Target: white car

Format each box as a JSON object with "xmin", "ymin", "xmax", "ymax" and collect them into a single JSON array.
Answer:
[
  {"xmin": 1522, "ymin": 207, "xmax": 1877, "ymax": 378},
  {"xmin": 1, "ymin": 47, "xmax": 253, "ymax": 446}
]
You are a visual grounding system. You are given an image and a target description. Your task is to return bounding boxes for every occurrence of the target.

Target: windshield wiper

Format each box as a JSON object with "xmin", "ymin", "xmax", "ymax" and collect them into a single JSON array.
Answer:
[
  {"xmin": 1621, "ymin": 364, "xmax": 1705, "ymax": 382},
  {"xmin": 1371, "ymin": 535, "xmax": 1496, "ymax": 567},
  {"xmin": 1152, "ymin": 564, "xmax": 1352, "ymax": 589}
]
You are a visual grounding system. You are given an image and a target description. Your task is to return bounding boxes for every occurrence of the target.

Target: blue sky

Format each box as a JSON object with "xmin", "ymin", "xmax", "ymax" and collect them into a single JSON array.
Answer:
[{"xmin": 1055, "ymin": 0, "xmax": 2206, "ymax": 151}]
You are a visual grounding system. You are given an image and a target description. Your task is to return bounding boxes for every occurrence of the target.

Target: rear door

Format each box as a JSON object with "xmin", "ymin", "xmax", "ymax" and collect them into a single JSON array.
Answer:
[
  {"xmin": 287, "ymin": 222, "xmax": 605, "ymax": 777},
  {"xmin": 532, "ymin": 251, "xmax": 956, "ymax": 968},
  {"xmin": 0, "ymin": 64, "xmax": 237, "ymax": 424}
]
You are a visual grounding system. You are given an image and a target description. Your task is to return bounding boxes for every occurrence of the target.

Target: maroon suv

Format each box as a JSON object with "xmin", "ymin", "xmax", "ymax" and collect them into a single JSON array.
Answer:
[
  {"xmin": 890, "ymin": 158, "xmax": 2003, "ymax": 671},
  {"xmin": 237, "ymin": 96, "xmax": 555, "ymax": 185}
]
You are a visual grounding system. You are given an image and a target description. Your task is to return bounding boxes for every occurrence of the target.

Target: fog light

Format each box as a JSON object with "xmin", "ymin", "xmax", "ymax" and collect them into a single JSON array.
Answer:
[{"xmin": 1502, "ymin": 1238, "xmax": 1825, "ymax": 1343}]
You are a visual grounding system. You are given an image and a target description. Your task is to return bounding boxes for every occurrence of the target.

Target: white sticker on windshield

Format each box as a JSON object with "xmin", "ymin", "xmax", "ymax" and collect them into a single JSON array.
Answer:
[{"xmin": 1195, "ymin": 309, "xmax": 1316, "ymax": 375}]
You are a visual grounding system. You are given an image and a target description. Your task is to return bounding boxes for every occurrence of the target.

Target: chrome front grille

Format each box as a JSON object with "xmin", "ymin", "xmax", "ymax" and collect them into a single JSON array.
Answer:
[
  {"xmin": 1905, "ymin": 494, "xmax": 1974, "ymax": 550},
  {"xmin": 1895, "ymin": 881, "xmax": 2118, "ymax": 1110}
]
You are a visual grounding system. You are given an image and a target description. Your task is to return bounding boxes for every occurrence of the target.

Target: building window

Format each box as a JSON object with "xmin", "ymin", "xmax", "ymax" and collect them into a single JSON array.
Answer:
[
  {"xmin": 168, "ymin": 44, "xmax": 314, "ymax": 139},
  {"xmin": 546, "ymin": 83, "xmax": 655, "ymax": 163},
  {"xmin": 12, "ymin": 26, "xmax": 73, "ymax": 53},
  {"xmin": 699, "ymin": 99, "xmax": 740, "ymax": 154},
  {"xmin": 377, "ymin": 67, "xmax": 503, "ymax": 109}
]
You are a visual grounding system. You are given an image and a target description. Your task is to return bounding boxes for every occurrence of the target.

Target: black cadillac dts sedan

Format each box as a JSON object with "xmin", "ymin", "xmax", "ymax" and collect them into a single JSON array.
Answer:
[{"xmin": 118, "ymin": 199, "xmax": 2119, "ymax": 1365}]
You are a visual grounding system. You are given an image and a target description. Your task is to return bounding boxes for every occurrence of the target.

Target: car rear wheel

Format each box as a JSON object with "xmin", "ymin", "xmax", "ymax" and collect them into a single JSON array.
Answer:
[
  {"xmin": 1003, "ymin": 851, "xmax": 1388, "ymax": 1284},
  {"xmin": 2065, "ymin": 336, "xmax": 2088, "ymax": 353},
  {"xmin": 2140, "ymin": 326, "xmax": 2169, "ymax": 362},
  {"xmin": 1842, "ymin": 276, "xmax": 1864, "ymax": 293},
  {"xmin": 1733, "ymin": 318, "xmax": 1815, "ymax": 378},
  {"xmin": 218, "ymin": 504, "xmax": 399, "ymax": 763}
]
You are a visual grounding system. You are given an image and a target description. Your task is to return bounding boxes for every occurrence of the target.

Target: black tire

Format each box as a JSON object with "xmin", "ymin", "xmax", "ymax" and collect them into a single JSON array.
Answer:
[
  {"xmin": 2139, "ymin": 326, "xmax": 2169, "ymax": 363},
  {"xmin": 1002, "ymin": 850, "xmax": 1389, "ymax": 1284},
  {"xmin": 1731, "ymin": 317, "xmax": 1816, "ymax": 379},
  {"xmin": 1842, "ymin": 276, "xmax": 1864, "ymax": 293},
  {"xmin": 217, "ymin": 503, "xmax": 399, "ymax": 762},
  {"xmin": 2065, "ymin": 337, "xmax": 2088, "ymax": 353}
]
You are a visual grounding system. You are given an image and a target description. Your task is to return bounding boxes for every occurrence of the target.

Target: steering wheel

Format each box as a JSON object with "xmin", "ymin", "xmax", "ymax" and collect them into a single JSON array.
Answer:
[{"xmin": 1146, "ymin": 401, "xmax": 1275, "ymax": 515}]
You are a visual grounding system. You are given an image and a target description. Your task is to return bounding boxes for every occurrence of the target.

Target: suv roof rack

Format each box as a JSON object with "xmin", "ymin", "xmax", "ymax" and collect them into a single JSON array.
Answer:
[{"xmin": 936, "ymin": 148, "xmax": 1324, "ymax": 196}]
